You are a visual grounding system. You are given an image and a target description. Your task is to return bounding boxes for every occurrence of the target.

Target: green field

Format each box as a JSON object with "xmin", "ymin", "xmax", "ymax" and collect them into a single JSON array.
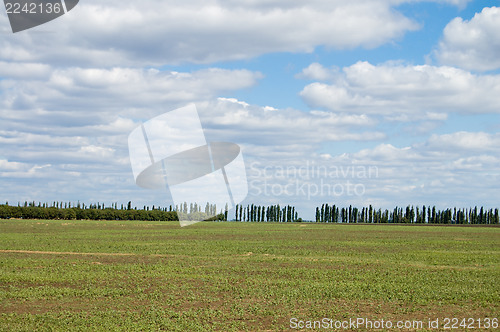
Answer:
[{"xmin": 0, "ymin": 220, "xmax": 498, "ymax": 331}]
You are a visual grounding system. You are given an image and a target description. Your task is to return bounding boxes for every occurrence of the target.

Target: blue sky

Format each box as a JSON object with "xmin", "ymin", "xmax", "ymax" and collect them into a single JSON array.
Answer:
[{"xmin": 0, "ymin": 0, "xmax": 499, "ymax": 220}]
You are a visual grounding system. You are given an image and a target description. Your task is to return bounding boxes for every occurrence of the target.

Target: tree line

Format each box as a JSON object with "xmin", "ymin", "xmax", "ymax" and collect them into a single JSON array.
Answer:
[
  {"xmin": 1, "ymin": 201, "xmax": 498, "ymax": 225},
  {"xmin": 315, "ymin": 204, "xmax": 499, "ymax": 224},
  {"xmin": 234, "ymin": 204, "xmax": 300, "ymax": 222},
  {"xmin": 0, "ymin": 201, "xmax": 229, "ymax": 222}
]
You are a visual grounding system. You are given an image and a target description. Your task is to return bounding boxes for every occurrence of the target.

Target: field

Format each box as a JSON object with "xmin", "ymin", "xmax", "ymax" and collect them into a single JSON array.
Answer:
[{"xmin": 0, "ymin": 220, "xmax": 498, "ymax": 331}]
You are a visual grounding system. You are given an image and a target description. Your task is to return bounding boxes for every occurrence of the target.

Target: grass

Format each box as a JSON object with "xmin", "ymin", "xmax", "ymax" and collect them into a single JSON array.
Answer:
[{"xmin": 0, "ymin": 220, "xmax": 498, "ymax": 331}]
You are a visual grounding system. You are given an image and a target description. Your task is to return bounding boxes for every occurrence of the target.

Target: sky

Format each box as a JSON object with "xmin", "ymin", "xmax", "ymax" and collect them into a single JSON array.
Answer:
[{"xmin": 0, "ymin": 0, "xmax": 499, "ymax": 220}]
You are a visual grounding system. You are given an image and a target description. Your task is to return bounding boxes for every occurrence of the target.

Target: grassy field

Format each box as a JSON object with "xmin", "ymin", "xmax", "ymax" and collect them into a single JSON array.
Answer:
[{"xmin": 0, "ymin": 220, "xmax": 498, "ymax": 331}]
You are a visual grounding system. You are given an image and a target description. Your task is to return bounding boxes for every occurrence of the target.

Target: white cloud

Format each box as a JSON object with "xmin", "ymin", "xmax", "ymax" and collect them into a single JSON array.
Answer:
[
  {"xmin": 0, "ymin": 159, "xmax": 26, "ymax": 172},
  {"xmin": 424, "ymin": 131, "xmax": 500, "ymax": 152},
  {"xmin": 0, "ymin": 62, "xmax": 51, "ymax": 79},
  {"xmin": 296, "ymin": 63, "xmax": 339, "ymax": 81},
  {"xmin": 436, "ymin": 6, "xmax": 500, "ymax": 71},
  {"xmin": 0, "ymin": 65, "xmax": 263, "ymax": 135},
  {"xmin": 198, "ymin": 98, "xmax": 384, "ymax": 148},
  {"xmin": 300, "ymin": 61, "xmax": 500, "ymax": 118},
  {"xmin": 0, "ymin": 0, "xmax": 422, "ymax": 66},
  {"xmin": 42, "ymin": 67, "xmax": 262, "ymax": 106}
]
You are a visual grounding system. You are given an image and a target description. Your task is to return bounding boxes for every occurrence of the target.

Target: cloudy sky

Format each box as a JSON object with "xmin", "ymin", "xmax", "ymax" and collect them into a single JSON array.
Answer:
[{"xmin": 0, "ymin": 0, "xmax": 499, "ymax": 220}]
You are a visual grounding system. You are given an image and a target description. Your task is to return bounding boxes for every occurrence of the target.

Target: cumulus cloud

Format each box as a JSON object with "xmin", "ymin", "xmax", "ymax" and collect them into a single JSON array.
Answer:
[
  {"xmin": 436, "ymin": 6, "xmax": 500, "ymax": 71},
  {"xmin": 424, "ymin": 131, "xmax": 500, "ymax": 152},
  {"xmin": 0, "ymin": 159, "xmax": 26, "ymax": 172},
  {"xmin": 296, "ymin": 63, "xmax": 339, "ymax": 81},
  {"xmin": 0, "ymin": 65, "xmax": 263, "ymax": 136},
  {"xmin": 0, "ymin": 61, "xmax": 51, "ymax": 79},
  {"xmin": 300, "ymin": 61, "xmax": 500, "ymax": 118},
  {"xmin": 199, "ymin": 98, "xmax": 384, "ymax": 148},
  {"xmin": 353, "ymin": 132, "xmax": 500, "ymax": 165},
  {"xmin": 0, "ymin": 0, "xmax": 422, "ymax": 66}
]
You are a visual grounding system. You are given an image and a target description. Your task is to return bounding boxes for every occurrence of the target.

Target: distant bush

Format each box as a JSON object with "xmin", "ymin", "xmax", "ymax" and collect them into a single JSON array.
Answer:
[{"xmin": 0, "ymin": 204, "xmax": 178, "ymax": 222}]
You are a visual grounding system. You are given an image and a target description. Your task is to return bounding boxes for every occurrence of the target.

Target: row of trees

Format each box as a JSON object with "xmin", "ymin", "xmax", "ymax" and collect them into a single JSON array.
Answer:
[
  {"xmin": 177, "ymin": 202, "xmax": 224, "ymax": 216},
  {"xmin": 0, "ymin": 201, "xmax": 229, "ymax": 222},
  {"xmin": 5, "ymin": 200, "xmax": 224, "ymax": 214},
  {"xmin": 1, "ymin": 201, "xmax": 498, "ymax": 225},
  {"xmin": 0, "ymin": 203, "xmax": 178, "ymax": 221},
  {"xmin": 234, "ymin": 204, "xmax": 299, "ymax": 222},
  {"xmin": 315, "ymin": 204, "xmax": 500, "ymax": 225}
]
